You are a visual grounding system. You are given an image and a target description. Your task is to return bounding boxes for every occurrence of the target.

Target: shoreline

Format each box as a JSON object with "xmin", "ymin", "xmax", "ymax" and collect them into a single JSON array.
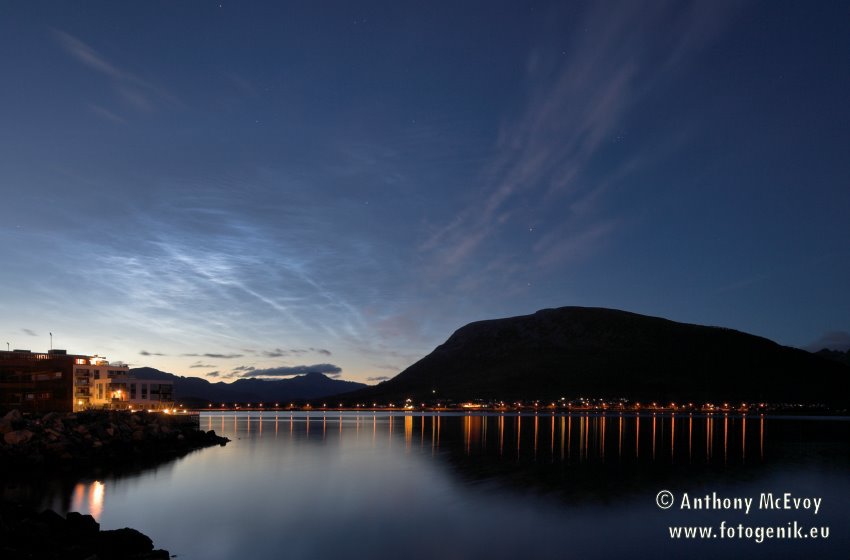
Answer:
[
  {"xmin": 191, "ymin": 406, "xmax": 849, "ymax": 417},
  {"xmin": 1, "ymin": 409, "xmax": 229, "ymax": 558},
  {"xmin": 0, "ymin": 501, "xmax": 170, "ymax": 560},
  {"xmin": 0, "ymin": 409, "xmax": 229, "ymax": 475}
]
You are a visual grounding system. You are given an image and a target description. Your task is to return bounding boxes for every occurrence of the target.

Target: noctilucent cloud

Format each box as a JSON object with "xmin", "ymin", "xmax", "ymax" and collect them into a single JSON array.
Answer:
[{"xmin": 2, "ymin": 1, "xmax": 849, "ymax": 383}]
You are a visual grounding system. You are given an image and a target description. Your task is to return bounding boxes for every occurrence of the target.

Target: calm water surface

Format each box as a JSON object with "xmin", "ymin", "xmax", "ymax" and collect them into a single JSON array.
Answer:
[{"xmin": 8, "ymin": 412, "xmax": 850, "ymax": 559}]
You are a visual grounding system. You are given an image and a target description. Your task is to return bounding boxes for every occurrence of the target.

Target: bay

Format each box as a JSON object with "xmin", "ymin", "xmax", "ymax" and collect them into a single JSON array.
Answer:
[{"xmin": 7, "ymin": 412, "xmax": 849, "ymax": 559}]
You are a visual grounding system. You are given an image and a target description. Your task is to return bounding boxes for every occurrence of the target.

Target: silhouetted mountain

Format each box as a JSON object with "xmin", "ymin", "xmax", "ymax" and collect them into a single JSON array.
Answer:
[
  {"xmin": 815, "ymin": 349, "xmax": 850, "ymax": 367},
  {"xmin": 345, "ymin": 307, "xmax": 850, "ymax": 405},
  {"xmin": 130, "ymin": 368, "xmax": 366, "ymax": 404}
]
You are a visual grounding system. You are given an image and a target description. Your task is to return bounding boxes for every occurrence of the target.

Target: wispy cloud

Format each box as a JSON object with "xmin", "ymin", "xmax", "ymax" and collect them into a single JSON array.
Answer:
[
  {"xmin": 89, "ymin": 104, "xmax": 126, "ymax": 124},
  {"xmin": 189, "ymin": 361, "xmax": 217, "ymax": 368},
  {"xmin": 74, "ymin": 198, "xmax": 380, "ymax": 370},
  {"xmin": 139, "ymin": 350, "xmax": 166, "ymax": 356},
  {"xmin": 367, "ymin": 376, "xmax": 390, "ymax": 382},
  {"xmin": 242, "ymin": 363, "xmax": 342, "ymax": 378},
  {"xmin": 52, "ymin": 29, "xmax": 177, "ymax": 114},
  {"xmin": 262, "ymin": 347, "xmax": 333, "ymax": 358},
  {"xmin": 21, "ymin": 328, "xmax": 38, "ymax": 337},
  {"xmin": 421, "ymin": 0, "xmax": 735, "ymax": 275},
  {"xmin": 183, "ymin": 353, "xmax": 244, "ymax": 359},
  {"xmin": 207, "ymin": 371, "xmax": 221, "ymax": 377}
]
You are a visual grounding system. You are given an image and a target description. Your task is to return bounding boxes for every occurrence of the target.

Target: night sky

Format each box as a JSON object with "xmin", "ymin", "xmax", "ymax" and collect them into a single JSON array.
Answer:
[{"xmin": 2, "ymin": 1, "xmax": 849, "ymax": 383}]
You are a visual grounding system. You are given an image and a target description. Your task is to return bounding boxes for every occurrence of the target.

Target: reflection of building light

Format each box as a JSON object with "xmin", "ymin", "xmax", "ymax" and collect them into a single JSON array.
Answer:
[
  {"xmin": 71, "ymin": 483, "xmax": 85, "ymax": 512},
  {"xmin": 89, "ymin": 480, "xmax": 105, "ymax": 520},
  {"xmin": 72, "ymin": 480, "xmax": 106, "ymax": 522}
]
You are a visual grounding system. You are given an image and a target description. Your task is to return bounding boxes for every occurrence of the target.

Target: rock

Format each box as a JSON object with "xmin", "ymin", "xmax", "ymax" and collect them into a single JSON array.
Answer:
[
  {"xmin": 4, "ymin": 429, "xmax": 34, "ymax": 446},
  {"xmin": 46, "ymin": 442, "xmax": 69, "ymax": 454},
  {"xmin": 0, "ymin": 505, "xmax": 169, "ymax": 560},
  {"xmin": 66, "ymin": 511, "xmax": 100, "ymax": 536},
  {"xmin": 97, "ymin": 527, "xmax": 155, "ymax": 559},
  {"xmin": 45, "ymin": 428, "xmax": 63, "ymax": 439},
  {"xmin": 3, "ymin": 410, "xmax": 22, "ymax": 423},
  {"xmin": 34, "ymin": 508, "xmax": 66, "ymax": 531},
  {"xmin": 0, "ymin": 410, "xmax": 228, "ymax": 474}
]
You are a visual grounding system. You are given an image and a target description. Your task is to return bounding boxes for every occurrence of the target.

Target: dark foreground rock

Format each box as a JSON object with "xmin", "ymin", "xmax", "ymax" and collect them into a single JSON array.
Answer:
[
  {"xmin": 0, "ymin": 502, "xmax": 169, "ymax": 560},
  {"xmin": 0, "ymin": 409, "xmax": 229, "ymax": 473}
]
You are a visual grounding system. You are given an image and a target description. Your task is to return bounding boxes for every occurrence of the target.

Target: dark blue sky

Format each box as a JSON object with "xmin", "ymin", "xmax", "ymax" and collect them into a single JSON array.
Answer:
[{"xmin": 2, "ymin": 1, "xmax": 849, "ymax": 382}]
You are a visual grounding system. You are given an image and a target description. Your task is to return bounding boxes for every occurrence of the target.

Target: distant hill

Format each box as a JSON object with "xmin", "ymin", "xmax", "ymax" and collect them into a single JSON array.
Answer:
[
  {"xmin": 342, "ymin": 307, "xmax": 850, "ymax": 405},
  {"xmin": 815, "ymin": 349, "xmax": 850, "ymax": 367},
  {"xmin": 130, "ymin": 367, "xmax": 366, "ymax": 404}
]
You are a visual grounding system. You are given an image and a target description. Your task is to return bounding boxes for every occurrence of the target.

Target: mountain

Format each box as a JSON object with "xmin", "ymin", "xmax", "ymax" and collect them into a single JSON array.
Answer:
[
  {"xmin": 815, "ymin": 349, "xmax": 850, "ymax": 367},
  {"xmin": 130, "ymin": 367, "xmax": 366, "ymax": 404},
  {"xmin": 343, "ymin": 307, "xmax": 850, "ymax": 405}
]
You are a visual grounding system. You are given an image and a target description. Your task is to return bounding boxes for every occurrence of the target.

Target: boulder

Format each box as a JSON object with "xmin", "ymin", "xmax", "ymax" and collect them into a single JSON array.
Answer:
[
  {"xmin": 45, "ymin": 428, "xmax": 63, "ymax": 439},
  {"xmin": 3, "ymin": 409, "xmax": 22, "ymax": 423},
  {"xmin": 65, "ymin": 511, "xmax": 100, "ymax": 536},
  {"xmin": 0, "ymin": 505, "xmax": 169, "ymax": 560},
  {"xmin": 97, "ymin": 527, "xmax": 154, "ymax": 559},
  {"xmin": 4, "ymin": 429, "xmax": 34, "ymax": 446},
  {"xmin": 34, "ymin": 509, "xmax": 66, "ymax": 531}
]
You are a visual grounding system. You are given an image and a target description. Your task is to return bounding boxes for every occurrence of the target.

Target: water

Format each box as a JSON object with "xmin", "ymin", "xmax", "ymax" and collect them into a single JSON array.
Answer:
[{"xmin": 6, "ymin": 412, "xmax": 850, "ymax": 559}]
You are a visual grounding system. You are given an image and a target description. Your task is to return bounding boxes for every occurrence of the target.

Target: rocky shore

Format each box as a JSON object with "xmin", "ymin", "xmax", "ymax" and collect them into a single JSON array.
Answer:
[
  {"xmin": 1, "ymin": 409, "xmax": 228, "ymax": 558},
  {"xmin": 0, "ymin": 501, "xmax": 169, "ymax": 559},
  {"xmin": 0, "ymin": 409, "xmax": 228, "ymax": 472}
]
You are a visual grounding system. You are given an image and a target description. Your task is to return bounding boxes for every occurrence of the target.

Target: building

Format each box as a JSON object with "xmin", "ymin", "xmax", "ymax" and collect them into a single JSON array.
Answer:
[
  {"xmin": 87, "ymin": 362, "xmax": 174, "ymax": 411},
  {"xmin": 0, "ymin": 349, "xmax": 173, "ymax": 413}
]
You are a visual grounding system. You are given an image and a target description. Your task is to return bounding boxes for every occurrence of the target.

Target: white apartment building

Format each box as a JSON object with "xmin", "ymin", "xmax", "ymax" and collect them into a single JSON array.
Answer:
[{"xmin": 74, "ymin": 356, "xmax": 173, "ymax": 411}]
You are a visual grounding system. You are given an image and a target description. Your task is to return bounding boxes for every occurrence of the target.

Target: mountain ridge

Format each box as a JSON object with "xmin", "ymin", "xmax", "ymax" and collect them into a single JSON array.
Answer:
[
  {"xmin": 130, "ymin": 367, "xmax": 366, "ymax": 404},
  {"xmin": 343, "ymin": 306, "xmax": 849, "ymax": 405}
]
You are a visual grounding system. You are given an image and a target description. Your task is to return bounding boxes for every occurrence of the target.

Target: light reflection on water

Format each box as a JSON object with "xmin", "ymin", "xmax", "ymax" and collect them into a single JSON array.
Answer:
[
  {"xmin": 9, "ymin": 412, "xmax": 850, "ymax": 560},
  {"xmin": 69, "ymin": 480, "xmax": 105, "ymax": 521},
  {"xmin": 202, "ymin": 411, "xmax": 767, "ymax": 466}
]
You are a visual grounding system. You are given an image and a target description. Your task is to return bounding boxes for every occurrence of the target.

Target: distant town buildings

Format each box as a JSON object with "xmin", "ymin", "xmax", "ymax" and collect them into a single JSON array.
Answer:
[{"xmin": 0, "ymin": 349, "xmax": 173, "ymax": 413}]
